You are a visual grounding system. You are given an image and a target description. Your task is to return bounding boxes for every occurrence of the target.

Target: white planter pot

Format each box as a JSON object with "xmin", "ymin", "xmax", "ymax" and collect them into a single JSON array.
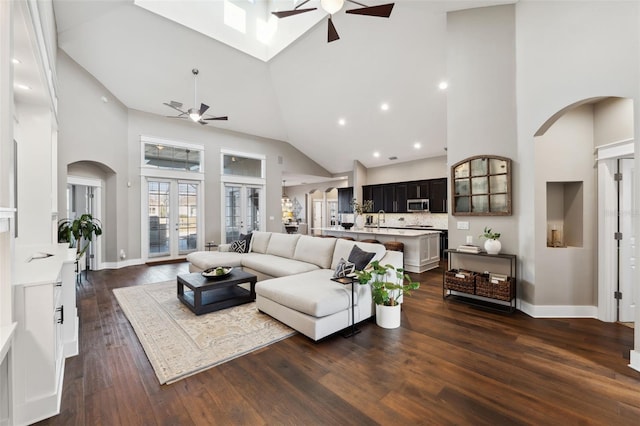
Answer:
[
  {"xmin": 355, "ymin": 214, "xmax": 365, "ymax": 230},
  {"xmin": 484, "ymin": 239, "xmax": 502, "ymax": 255},
  {"xmin": 375, "ymin": 303, "xmax": 401, "ymax": 329}
]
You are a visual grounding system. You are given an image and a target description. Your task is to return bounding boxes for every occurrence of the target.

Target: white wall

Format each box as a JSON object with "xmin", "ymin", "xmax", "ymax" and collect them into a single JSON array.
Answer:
[
  {"xmin": 515, "ymin": 0, "xmax": 640, "ymax": 310},
  {"xmin": 446, "ymin": 5, "xmax": 518, "ymax": 255},
  {"xmin": 14, "ymin": 103, "xmax": 55, "ymax": 245},
  {"xmin": 594, "ymin": 97, "xmax": 634, "ymax": 147},
  {"xmin": 365, "ymin": 156, "xmax": 447, "ymax": 185}
]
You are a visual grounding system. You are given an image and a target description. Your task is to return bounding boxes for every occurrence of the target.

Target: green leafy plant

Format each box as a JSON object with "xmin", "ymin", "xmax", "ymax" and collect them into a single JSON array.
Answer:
[
  {"xmin": 480, "ymin": 226, "xmax": 500, "ymax": 240},
  {"xmin": 352, "ymin": 199, "xmax": 374, "ymax": 215},
  {"xmin": 58, "ymin": 213, "xmax": 103, "ymax": 258},
  {"xmin": 355, "ymin": 260, "xmax": 420, "ymax": 306}
]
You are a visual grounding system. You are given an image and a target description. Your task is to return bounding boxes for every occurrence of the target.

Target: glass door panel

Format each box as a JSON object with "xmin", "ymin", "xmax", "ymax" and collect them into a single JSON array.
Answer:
[
  {"xmin": 148, "ymin": 180, "xmax": 170, "ymax": 257},
  {"xmin": 224, "ymin": 184, "xmax": 262, "ymax": 243},
  {"xmin": 178, "ymin": 182, "xmax": 198, "ymax": 254}
]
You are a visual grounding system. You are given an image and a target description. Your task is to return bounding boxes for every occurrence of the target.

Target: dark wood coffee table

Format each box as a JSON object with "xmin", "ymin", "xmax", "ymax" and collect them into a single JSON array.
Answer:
[{"xmin": 177, "ymin": 270, "xmax": 257, "ymax": 315}]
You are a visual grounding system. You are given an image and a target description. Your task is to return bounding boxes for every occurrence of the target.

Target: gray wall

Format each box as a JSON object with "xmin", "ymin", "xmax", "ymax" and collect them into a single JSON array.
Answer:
[
  {"xmin": 57, "ymin": 50, "xmax": 333, "ymax": 263},
  {"xmin": 446, "ymin": 5, "xmax": 518, "ymax": 256}
]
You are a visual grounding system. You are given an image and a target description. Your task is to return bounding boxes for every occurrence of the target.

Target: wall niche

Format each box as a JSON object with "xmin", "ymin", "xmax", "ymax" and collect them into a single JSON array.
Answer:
[{"xmin": 546, "ymin": 181, "xmax": 583, "ymax": 248}]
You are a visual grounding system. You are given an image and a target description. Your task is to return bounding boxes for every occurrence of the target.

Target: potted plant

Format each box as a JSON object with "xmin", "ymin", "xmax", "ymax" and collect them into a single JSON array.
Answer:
[
  {"xmin": 480, "ymin": 226, "xmax": 501, "ymax": 254},
  {"xmin": 58, "ymin": 213, "xmax": 103, "ymax": 259},
  {"xmin": 351, "ymin": 199, "xmax": 373, "ymax": 229},
  {"xmin": 355, "ymin": 260, "xmax": 420, "ymax": 329}
]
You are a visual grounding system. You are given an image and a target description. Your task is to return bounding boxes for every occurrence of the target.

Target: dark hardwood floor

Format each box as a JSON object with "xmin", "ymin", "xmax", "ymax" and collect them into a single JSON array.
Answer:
[{"xmin": 37, "ymin": 262, "xmax": 640, "ymax": 425}]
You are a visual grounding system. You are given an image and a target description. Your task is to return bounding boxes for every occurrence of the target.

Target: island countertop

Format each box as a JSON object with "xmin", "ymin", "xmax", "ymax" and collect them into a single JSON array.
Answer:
[{"xmin": 314, "ymin": 227, "xmax": 441, "ymax": 237}]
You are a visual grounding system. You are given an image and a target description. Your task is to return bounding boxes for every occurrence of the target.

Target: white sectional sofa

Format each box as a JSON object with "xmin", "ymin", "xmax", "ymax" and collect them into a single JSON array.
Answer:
[{"xmin": 186, "ymin": 231, "xmax": 403, "ymax": 340}]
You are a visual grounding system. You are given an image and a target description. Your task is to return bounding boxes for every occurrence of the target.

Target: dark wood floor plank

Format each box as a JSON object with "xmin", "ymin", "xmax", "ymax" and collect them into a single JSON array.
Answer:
[{"xmin": 34, "ymin": 261, "xmax": 640, "ymax": 426}]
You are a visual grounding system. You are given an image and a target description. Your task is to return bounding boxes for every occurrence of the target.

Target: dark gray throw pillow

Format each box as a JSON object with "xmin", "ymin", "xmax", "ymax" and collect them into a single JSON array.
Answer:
[{"xmin": 348, "ymin": 245, "xmax": 375, "ymax": 271}]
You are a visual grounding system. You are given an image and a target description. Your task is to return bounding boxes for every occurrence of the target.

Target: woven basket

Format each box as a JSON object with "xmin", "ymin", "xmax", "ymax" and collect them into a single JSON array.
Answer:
[
  {"xmin": 445, "ymin": 269, "xmax": 476, "ymax": 294},
  {"xmin": 475, "ymin": 275, "xmax": 514, "ymax": 301}
]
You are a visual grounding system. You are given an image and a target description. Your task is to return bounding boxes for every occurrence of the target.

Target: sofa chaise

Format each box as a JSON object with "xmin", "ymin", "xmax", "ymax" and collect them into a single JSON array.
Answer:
[{"xmin": 186, "ymin": 231, "xmax": 403, "ymax": 340}]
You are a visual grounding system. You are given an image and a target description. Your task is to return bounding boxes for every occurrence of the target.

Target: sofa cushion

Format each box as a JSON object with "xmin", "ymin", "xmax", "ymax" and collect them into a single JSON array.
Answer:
[
  {"xmin": 266, "ymin": 233, "xmax": 301, "ymax": 258},
  {"xmin": 330, "ymin": 239, "xmax": 386, "ymax": 270},
  {"xmin": 250, "ymin": 231, "xmax": 271, "ymax": 253},
  {"xmin": 186, "ymin": 251, "xmax": 254, "ymax": 270},
  {"xmin": 242, "ymin": 254, "xmax": 319, "ymax": 278},
  {"xmin": 293, "ymin": 235, "xmax": 336, "ymax": 269},
  {"xmin": 256, "ymin": 270, "xmax": 355, "ymax": 317}
]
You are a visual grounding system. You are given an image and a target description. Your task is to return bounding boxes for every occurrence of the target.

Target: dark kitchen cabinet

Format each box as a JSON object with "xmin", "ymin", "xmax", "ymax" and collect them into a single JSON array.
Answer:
[
  {"xmin": 407, "ymin": 181, "xmax": 430, "ymax": 200},
  {"xmin": 382, "ymin": 184, "xmax": 407, "ymax": 213},
  {"xmin": 429, "ymin": 178, "xmax": 448, "ymax": 213},
  {"xmin": 363, "ymin": 185, "xmax": 384, "ymax": 212},
  {"xmin": 337, "ymin": 187, "xmax": 353, "ymax": 213}
]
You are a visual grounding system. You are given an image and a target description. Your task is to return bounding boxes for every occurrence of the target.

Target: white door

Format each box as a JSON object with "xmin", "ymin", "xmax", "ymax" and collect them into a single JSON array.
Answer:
[
  {"xmin": 147, "ymin": 179, "xmax": 200, "ymax": 259},
  {"xmin": 313, "ymin": 200, "xmax": 323, "ymax": 235},
  {"xmin": 619, "ymin": 158, "xmax": 635, "ymax": 322},
  {"xmin": 223, "ymin": 184, "xmax": 262, "ymax": 243}
]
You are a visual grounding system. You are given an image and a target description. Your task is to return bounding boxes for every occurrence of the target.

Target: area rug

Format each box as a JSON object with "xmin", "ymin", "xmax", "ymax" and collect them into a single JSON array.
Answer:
[{"xmin": 113, "ymin": 281, "xmax": 295, "ymax": 384}]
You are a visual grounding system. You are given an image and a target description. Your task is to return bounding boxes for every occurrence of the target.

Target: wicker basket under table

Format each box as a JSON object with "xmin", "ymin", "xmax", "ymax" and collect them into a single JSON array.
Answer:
[
  {"xmin": 444, "ymin": 270, "xmax": 476, "ymax": 294},
  {"xmin": 475, "ymin": 274, "xmax": 515, "ymax": 301}
]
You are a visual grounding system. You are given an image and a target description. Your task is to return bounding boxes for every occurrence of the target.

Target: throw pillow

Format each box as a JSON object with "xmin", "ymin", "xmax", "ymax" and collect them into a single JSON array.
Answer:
[
  {"xmin": 230, "ymin": 239, "xmax": 247, "ymax": 254},
  {"xmin": 239, "ymin": 232, "xmax": 253, "ymax": 252},
  {"xmin": 333, "ymin": 257, "xmax": 355, "ymax": 278},
  {"xmin": 348, "ymin": 245, "xmax": 376, "ymax": 271}
]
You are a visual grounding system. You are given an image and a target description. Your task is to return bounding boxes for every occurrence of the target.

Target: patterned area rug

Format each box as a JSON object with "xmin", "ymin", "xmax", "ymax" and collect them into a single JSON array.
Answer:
[{"xmin": 113, "ymin": 281, "xmax": 295, "ymax": 384}]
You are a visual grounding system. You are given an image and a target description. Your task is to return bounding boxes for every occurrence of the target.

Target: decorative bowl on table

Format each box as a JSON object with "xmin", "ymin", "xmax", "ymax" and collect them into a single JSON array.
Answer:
[
  {"xmin": 202, "ymin": 266, "xmax": 233, "ymax": 279},
  {"xmin": 341, "ymin": 223, "xmax": 354, "ymax": 230}
]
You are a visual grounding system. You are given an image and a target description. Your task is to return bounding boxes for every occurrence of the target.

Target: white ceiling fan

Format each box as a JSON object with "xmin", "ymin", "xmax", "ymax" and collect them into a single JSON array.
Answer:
[{"xmin": 163, "ymin": 68, "xmax": 228, "ymax": 125}]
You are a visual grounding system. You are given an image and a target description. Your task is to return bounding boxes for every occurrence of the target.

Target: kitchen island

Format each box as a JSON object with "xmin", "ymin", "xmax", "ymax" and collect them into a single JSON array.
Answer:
[{"xmin": 316, "ymin": 226, "xmax": 441, "ymax": 273}]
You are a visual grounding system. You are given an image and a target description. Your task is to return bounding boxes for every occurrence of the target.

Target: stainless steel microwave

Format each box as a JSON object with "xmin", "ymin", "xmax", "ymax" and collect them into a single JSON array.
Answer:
[{"xmin": 407, "ymin": 199, "xmax": 430, "ymax": 212}]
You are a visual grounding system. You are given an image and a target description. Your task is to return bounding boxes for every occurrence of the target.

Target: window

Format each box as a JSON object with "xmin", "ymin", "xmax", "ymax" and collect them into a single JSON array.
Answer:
[
  {"xmin": 143, "ymin": 144, "xmax": 203, "ymax": 172},
  {"xmin": 222, "ymin": 152, "xmax": 264, "ymax": 178},
  {"xmin": 451, "ymin": 155, "xmax": 512, "ymax": 216}
]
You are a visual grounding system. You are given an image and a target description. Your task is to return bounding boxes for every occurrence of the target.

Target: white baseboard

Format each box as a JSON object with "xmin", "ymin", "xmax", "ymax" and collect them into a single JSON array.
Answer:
[
  {"xmin": 630, "ymin": 350, "xmax": 640, "ymax": 373},
  {"xmin": 519, "ymin": 300, "xmax": 598, "ymax": 318},
  {"xmin": 100, "ymin": 258, "xmax": 145, "ymax": 269}
]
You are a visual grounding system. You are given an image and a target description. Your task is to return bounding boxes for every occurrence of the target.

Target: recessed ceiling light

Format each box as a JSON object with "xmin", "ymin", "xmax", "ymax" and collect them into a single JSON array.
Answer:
[
  {"xmin": 12, "ymin": 58, "xmax": 20, "ymax": 64},
  {"xmin": 373, "ymin": 151, "xmax": 380, "ymax": 158},
  {"xmin": 438, "ymin": 81, "xmax": 448, "ymax": 90},
  {"xmin": 380, "ymin": 103, "xmax": 389, "ymax": 111},
  {"xmin": 338, "ymin": 118, "xmax": 346, "ymax": 126},
  {"xmin": 413, "ymin": 142, "xmax": 421, "ymax": 149},
  {"xmin": 15, "ymin": 83, "xmax": 30, "ymax": 90}
]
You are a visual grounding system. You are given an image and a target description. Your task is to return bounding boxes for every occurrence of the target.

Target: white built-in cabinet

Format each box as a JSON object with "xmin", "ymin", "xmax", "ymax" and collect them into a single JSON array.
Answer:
[{"xmin": 12, "ymin": 244, "xmax": 77, "ymax": 426}]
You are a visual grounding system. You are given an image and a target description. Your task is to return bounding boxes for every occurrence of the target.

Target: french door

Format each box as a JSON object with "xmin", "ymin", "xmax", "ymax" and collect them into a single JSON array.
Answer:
[
  {"xmin": 223, "ymin": 183, "xmax": 262, "ymax": 243},
  {"xmin": 147, "ymin": 179, "xmax": 200, "ymax": 259}
]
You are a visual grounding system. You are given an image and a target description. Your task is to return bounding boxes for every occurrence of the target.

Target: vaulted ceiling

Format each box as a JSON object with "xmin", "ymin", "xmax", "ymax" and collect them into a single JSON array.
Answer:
[{"xmin": 51, "ymin": 0, "xmax": 513, "ymax": 179}]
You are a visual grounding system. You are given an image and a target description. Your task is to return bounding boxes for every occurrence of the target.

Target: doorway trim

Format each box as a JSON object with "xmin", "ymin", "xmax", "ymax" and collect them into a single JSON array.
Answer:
[{"xmin": 596, "ymin": 139, "xmax": 634, "ymax": 322}]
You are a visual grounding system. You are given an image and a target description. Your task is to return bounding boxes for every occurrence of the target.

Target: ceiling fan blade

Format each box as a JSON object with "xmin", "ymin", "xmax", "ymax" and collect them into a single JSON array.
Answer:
[
  {"xmin": 163, "ymin": 101, "xmax": 187, "ymax": 114},
  {"xmin": 199, "ymin": 103, "xmax": 209, "ymax": 116},
  {"xmin": 165, "ymin": 115, "xmax": 187, "ymax": 119},
  {"xmin": 328, "ymin": 17, "xmax": 340, "ymax": 43},
  {"xmin": 345, "ymin": 3, "xmax": 394, "ymax": 18},
  {"xmin": 272, "ymin": 7, "xmax": 316, "ymax": 18},
  {"xmin": 203, "ymin": 116, "xmax": 229, "ymax": 121},
  {"xmin": 198, "ymin": 120, "xmax": 208, "ymax": 125}
]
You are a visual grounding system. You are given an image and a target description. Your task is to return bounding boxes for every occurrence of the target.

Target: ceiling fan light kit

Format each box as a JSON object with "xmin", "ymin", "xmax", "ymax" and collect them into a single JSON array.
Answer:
[
  {"xmin": 163, "ymin": 68, "xmax": 228, "ymax": 125},
  {"xmin": 272, "ymin": 0, "xmax": 394, "ymax": 43}
]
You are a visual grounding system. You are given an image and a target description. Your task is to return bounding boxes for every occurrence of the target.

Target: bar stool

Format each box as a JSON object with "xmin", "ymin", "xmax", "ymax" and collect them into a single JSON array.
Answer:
[
  {"xmin": 339, "ymin": 236, "xmax": 356, "ymax": 241},
  {"xmin": 360, "ymin": 239, "xmax": 381, "ymax": 244},
  {"xmin": 384, "ymin": 241, "xmax": 404, "ymax": 252}
]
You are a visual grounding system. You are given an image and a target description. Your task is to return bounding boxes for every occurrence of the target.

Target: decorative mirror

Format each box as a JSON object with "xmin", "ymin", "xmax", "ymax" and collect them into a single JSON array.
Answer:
[{"xmin": 451, "ymin": 155, "xmax": 512, "ymax": 216}]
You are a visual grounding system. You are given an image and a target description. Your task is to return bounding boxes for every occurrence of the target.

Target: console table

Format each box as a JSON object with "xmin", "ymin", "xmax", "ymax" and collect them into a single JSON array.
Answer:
[{"xmin": 443, "ymin": 249, "xmax": 517, "ymax": 312}]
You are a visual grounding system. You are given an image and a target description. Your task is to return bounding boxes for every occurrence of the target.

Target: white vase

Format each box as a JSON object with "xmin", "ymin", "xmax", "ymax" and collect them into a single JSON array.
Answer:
[
  {"xmin": 484, "ymin": 239, "xmax": 502, "ymax": 255},
  {"xmin": 375, "ymin": 304, "xmax": 401, "ymax": 329},
  {"xmin": 355, "ymin": 214, "xmax": 365, "ymax": 230}
]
